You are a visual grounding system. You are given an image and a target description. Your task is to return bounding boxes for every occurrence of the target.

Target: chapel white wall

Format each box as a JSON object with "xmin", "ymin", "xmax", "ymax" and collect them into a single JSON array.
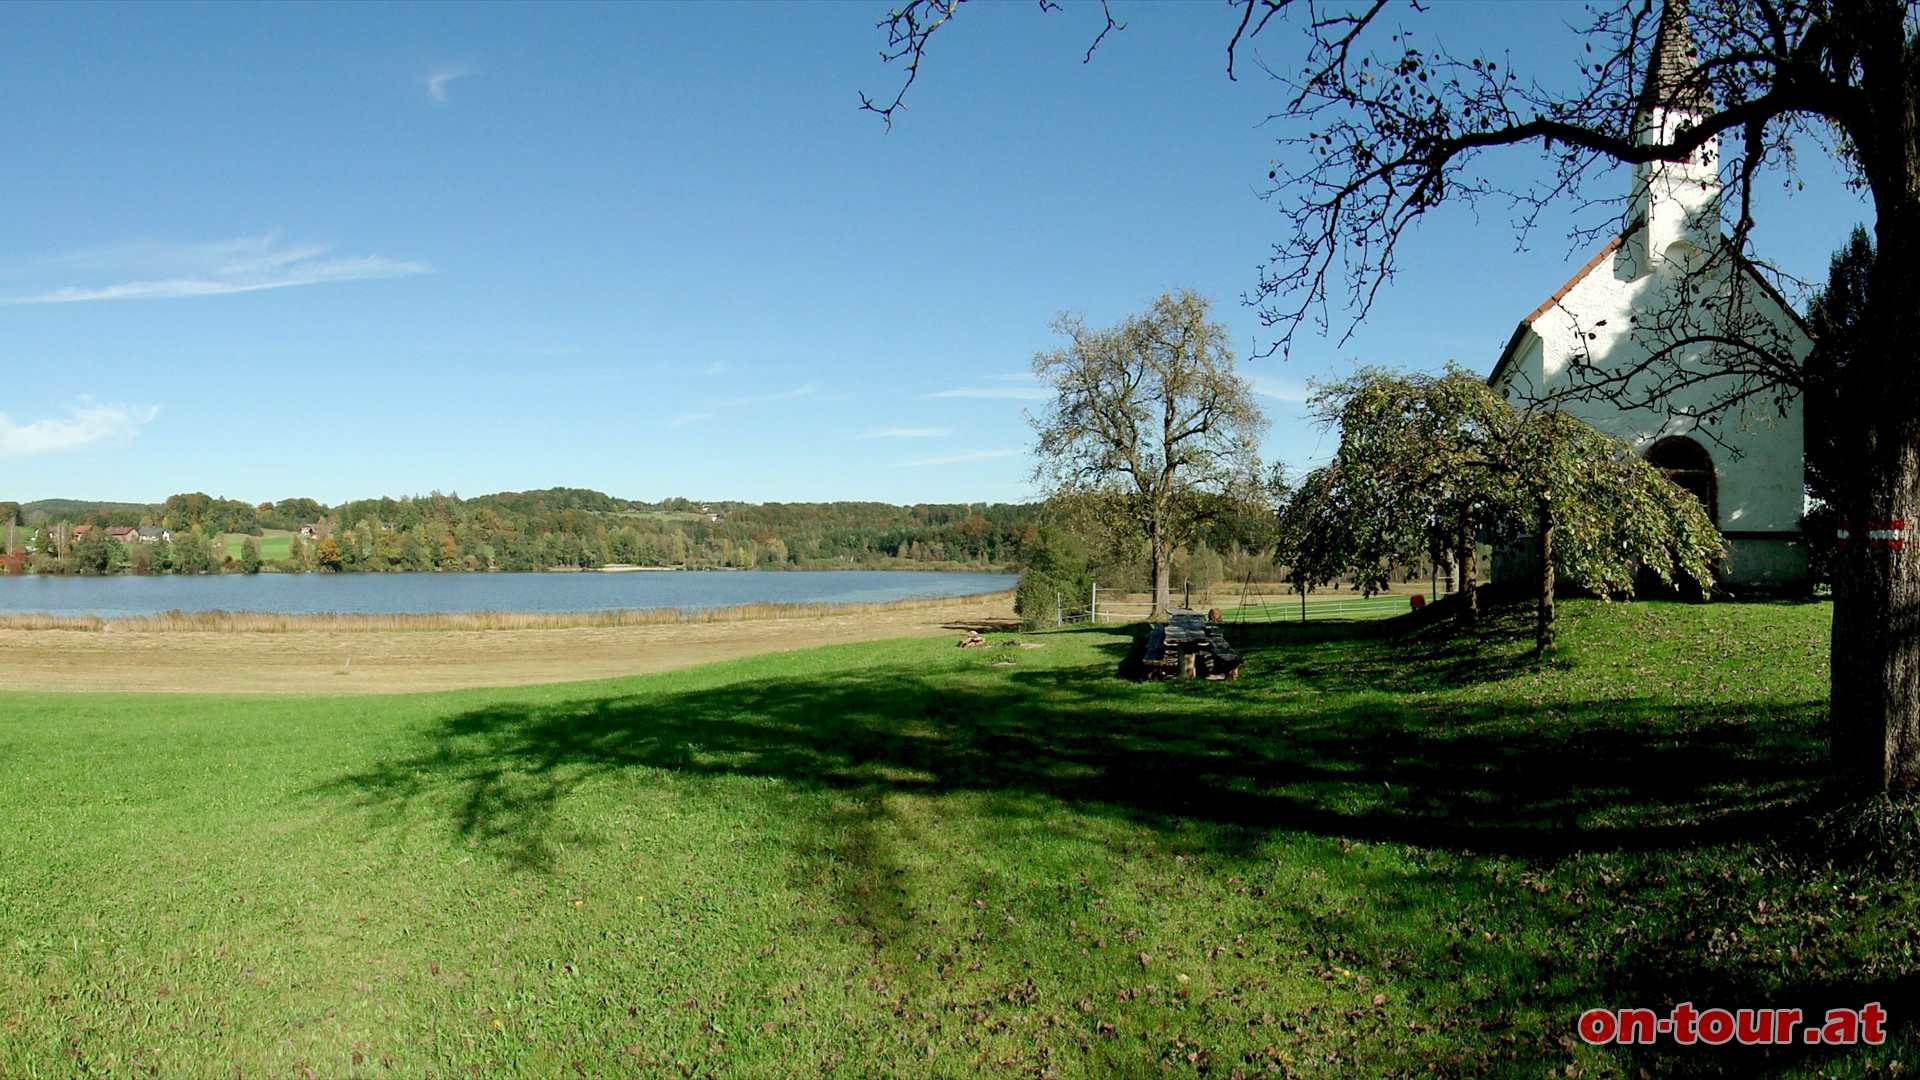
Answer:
[{"xmin": 1507, "ymin": 250, "xmax": 1808, "ymax": 537}]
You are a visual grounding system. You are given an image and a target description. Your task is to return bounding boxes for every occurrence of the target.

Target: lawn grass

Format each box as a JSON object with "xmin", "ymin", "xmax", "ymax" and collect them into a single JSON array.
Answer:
[
  {"xmin": 0, "ymin": 598, "xmax": 1911, "ymax": 1077},
  {"xmin": 1221, "ymin": 592, "xmax": 1413, "ymax": 623},
  {"xmin": 220, "ymin": 530, "xmax": 294, "ymax": 561}
]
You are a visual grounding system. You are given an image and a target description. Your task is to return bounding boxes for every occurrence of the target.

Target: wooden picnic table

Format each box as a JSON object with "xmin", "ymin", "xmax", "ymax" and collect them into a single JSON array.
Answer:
[{"xmin": 1142, "ymin": 608, "xmax": 1241, "ymax": 680}]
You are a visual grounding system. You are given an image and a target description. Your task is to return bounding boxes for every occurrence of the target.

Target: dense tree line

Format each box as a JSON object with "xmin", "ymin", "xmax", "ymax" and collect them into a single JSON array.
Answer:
[{"xmin": 0, "ymin": 489, "xmax": 1044, "ymax": 576}]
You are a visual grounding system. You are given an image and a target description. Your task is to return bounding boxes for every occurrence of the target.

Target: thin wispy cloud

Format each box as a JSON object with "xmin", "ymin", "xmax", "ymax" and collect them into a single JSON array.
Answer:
[
  {"xmin": 665, "ymin": 413, "xmax": 713, "ymax": 428},
  {"xmin": 1, "ymin": 236, "xmax": 431, "ymax": 305},
  {"xmin": 426, "ymin": 64, "xmax": 481, "ymax": 103},
  {"xmin": 0, "ymin": 397, "xmax": 158, "ymax": 457},
  {"xmin": 856, "ymin": 427, "xmax": 950, "ymax": 439},
  {"xmin": 929, "ymin": 386, "xmax": 1051, "ymax": 401},
  {"xmin": 718, "ymin": 384, "xmax": 816, "ymax": 406},
  {"xmin": 900, "ymin": 448, "xmax": 1021, "ymax": 467},
  {"xmin": 928, "ymin": 370, "xmax": 1049, "ymax": 401},
  {"xmin": 1250, "ymin": 376, "xmax": 1311, "ymax": 403}
]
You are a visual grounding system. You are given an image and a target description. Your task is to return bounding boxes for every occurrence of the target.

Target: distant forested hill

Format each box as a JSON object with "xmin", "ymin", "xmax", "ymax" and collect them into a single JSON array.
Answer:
[
  {"xmin": 18, "ymin": 499, "xmax": 155, "ymax": 524},
  {"xmin": 0, "ymin": 489, "xmax": 1044, "ymax": 575}
]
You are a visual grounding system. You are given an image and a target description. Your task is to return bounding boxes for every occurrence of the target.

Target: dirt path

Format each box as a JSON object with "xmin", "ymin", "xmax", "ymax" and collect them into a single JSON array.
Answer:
[{"xmin": 0, "ymin": 594, "xmax": 1019, "ymax": 695}]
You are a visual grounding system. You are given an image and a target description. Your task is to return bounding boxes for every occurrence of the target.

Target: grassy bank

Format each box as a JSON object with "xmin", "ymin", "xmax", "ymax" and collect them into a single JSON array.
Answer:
[{"xmin": 0, "ymin": 599, "xmax": 1908, "ymax": 1077}]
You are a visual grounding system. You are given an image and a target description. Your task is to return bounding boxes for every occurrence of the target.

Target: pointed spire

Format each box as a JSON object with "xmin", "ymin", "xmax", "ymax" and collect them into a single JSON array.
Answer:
[
  {"xmin": 1636, "ymin": 0, "xmax": 1713, "ymax": 122},
  {"xmin": 1623, "ymin": 0, "xmax": 1721, "ymax": 270}
]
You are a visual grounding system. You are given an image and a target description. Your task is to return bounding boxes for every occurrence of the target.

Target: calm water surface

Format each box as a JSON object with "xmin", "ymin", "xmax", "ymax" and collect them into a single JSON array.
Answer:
[{"xmin": 0, "ymin": 571, "xmax": 1015, "ymax": 618}]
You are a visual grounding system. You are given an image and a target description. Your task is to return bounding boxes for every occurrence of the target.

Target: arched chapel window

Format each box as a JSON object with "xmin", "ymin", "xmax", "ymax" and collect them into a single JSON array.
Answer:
[{"xmin": 1645, "ymin": 436, "xmax": 1717, "ymax": 526}]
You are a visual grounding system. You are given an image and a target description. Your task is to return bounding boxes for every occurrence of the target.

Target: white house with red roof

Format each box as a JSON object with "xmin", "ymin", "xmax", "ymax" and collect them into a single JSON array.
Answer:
[{"xmin": 1487, "ymin": 0, "xmax": 1811, "ymax": 590}]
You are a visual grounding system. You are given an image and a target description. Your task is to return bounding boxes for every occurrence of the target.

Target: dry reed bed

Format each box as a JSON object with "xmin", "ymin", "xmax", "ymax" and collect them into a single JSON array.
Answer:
[{"xmin": 0, "ymin": 590, "xmax": 1016, "ymax": 634}]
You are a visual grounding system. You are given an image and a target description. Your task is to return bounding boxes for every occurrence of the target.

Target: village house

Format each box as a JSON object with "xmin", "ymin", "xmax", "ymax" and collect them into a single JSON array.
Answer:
[{"xmin": 1487, "ymin": 0, "xmax": 1810, "ymax": 591}]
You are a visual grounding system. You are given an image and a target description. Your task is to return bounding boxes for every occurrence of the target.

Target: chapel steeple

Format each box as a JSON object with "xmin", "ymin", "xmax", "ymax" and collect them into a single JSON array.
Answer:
[
  {"xmin": 1636, "ymin": 0, "xmax": 1713, "ymax": 121},
  {"xmin": 1628, "ymin": 0, "xmax": 1721, "ymax": 269}
]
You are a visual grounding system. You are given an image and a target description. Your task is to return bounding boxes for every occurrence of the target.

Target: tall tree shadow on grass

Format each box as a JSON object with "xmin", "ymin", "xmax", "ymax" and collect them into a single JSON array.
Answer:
[
  {"xmin": 317, "ymin": 619, "xmax": 1825, "ymax": 872},
  {"xmin": 1230, "ymin": 596, "xmax": 1563, "ymax": 692}
]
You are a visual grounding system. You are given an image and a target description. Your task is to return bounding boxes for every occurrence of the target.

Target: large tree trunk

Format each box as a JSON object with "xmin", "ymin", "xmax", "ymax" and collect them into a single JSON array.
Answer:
[
  {"xmin": 1829, "ymin": 457, "xmax": 1920, "ymax": 789},
  {"xmin": 1536, "ymin": 496, "xmax": 1556, "ymax": 654},
  {"xmin": 1150, "ymin": 524, "xmax": 1173, "ymax": 619},
  {"xmin": 1829, "ymin": 123, "xmax": 1920, "ymax": 789}
]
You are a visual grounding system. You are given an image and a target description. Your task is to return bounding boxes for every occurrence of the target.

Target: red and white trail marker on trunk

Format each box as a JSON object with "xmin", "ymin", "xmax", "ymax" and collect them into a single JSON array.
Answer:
[{"xmin": 1838, "ymin": 519, "xmax": 1908, "ymax": 550}]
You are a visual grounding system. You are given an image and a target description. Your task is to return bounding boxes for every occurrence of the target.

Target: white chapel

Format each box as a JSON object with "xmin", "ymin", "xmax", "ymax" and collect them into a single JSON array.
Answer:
[{"xmin": 1487, "ymin": 0, "xmax": 1811, "ymax": 590}]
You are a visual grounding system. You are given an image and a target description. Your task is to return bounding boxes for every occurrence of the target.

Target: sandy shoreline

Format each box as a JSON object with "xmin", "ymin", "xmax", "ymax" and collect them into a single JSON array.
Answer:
[{"xmin": 0, "ymin": 592, "xmax": 1020, "ymax": 695}]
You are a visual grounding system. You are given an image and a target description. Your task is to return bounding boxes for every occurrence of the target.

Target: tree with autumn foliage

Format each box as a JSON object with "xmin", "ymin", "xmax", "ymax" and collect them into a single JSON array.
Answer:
[
  {"xmin": 315, "ymin": 536, "xmax": 344, "ymax": 573},
  {"xmin": 1028, "ymin": 290, "xmax": 1267, "ymax": 618}
]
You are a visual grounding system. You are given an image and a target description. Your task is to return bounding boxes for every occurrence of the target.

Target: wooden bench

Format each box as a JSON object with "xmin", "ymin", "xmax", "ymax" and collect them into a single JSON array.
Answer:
[{"xmin": 1142, "ymin": 609, "xmax": 1241, "ymax": 680}]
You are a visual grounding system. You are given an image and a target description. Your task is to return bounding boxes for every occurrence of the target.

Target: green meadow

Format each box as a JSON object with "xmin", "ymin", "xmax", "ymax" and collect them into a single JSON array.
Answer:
[
  {"xmin": 1, "ymin": 600, "xmax": 1912, "ymax": 1077},
  {"xmin": 221, "ymin": 530, "xmax": 295, "ymax": 562}
]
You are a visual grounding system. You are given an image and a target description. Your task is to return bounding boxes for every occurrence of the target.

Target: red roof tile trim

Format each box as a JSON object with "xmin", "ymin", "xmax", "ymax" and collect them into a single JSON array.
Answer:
[
  {"xmin": 1520, "ymin": 216, "xmax": 1809, "ymax": 338},
  {"xmin": 1523, "ymin": 219, "xmax": 1641, "ymax": 326}
]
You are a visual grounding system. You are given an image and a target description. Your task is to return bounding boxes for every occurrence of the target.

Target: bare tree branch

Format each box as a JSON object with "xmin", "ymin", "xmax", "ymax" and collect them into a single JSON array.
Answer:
[{"xmin": 862, "ymin": 0, "xmax": 1126, "ymax": 129}]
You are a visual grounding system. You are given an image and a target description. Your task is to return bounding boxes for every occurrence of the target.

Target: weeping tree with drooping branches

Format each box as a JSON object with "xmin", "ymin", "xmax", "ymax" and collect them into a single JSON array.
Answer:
[{"xmin": 1281, "ymin": 366, "xmax": 1722, "ymax": 652}]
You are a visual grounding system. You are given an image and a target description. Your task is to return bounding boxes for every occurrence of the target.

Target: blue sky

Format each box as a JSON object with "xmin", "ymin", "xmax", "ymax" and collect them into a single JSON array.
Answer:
[{"xmin": 0, "ymin": 1, "xmax": 1870, "ymax": 506}]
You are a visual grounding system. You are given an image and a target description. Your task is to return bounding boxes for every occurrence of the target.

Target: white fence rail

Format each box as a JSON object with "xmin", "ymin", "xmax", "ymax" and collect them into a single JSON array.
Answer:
[{"xmin": 1220, "ymin": 593, "xmax": 1413, "ymax": 623}]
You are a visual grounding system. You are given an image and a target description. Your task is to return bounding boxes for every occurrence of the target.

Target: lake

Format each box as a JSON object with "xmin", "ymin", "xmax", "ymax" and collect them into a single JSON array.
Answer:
[{"xmin": 0, "ymin": 570, "xmax": 1016, "ymax": 618}]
